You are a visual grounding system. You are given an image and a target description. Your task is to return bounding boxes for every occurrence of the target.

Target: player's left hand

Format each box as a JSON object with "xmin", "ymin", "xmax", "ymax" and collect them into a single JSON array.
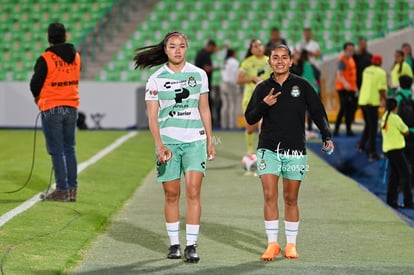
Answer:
[{"xmin": 207, "ymin": 143, "xmax": 216, "ymax": 161}]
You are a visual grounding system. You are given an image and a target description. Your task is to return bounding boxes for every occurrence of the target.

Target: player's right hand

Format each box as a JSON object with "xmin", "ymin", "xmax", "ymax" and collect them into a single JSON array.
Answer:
[{"xmin": 157, "ymin": 145, "xmax": 172, "ymax": 164}]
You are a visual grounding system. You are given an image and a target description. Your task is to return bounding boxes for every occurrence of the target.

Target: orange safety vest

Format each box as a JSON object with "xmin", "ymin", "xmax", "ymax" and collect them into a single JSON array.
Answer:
[
  {"xmin": 37, "ymin": 51, "xmax": 81, "ymax": 111},
  {"xmin": 335, "ymin": 55, "xmax": 357, "ymax": 92}
]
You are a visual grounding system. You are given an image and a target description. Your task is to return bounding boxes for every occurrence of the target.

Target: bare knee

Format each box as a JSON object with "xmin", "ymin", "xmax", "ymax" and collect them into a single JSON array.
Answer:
[{"xmin": 284, "ymin": 194, "xmax": 298, "ymax": 207}]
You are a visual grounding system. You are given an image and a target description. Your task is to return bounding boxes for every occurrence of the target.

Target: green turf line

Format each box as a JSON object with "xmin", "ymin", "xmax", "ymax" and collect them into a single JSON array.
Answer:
[{"xmin": 74, "ymin": 132, "xmax": 414, "ymax": 275}]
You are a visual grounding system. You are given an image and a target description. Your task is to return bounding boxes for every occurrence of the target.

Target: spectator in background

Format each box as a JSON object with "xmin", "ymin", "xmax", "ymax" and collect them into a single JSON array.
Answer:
[
  {"xmin": 381, "ymin": 98, "xmax": 413, "ymax": 209},
  {"xmin": 353, "ymin": 37, "xmax": 373, "ymax": 91},
  {"xmin": 401, "ymin": 42, "xmax": 414, "ymax": 73},
  {"xmin": 390, "ymin": 50, "xmax": 413, "ymax": 91},
  {"xmin": 30, "ymin": 23, "xmax": 81, "ymax": 202},
  {"xmin": 264, "ymin": 27, "xmax": 288, "ymax": 55},
  {"xmin": 290, "ymin": 48, "xmax": 321, "ymax": 138},
  {"xmin": 334, "ymin": 42, "xmax": 357, "ymax": 137},
  {"xmin": 352, "ymin": 37, "xmax": 372, "ymax": 124},
  {"xmin": 220, "ymin": 48, "xmax": 240, "ymax": 130},
  {"xmin": 195, "ymin": 40, "xmax": 220, "ymax": 127},
  {"xmin": 295, "ymin": 27, "xmax": 321, "ymax": 65},
  {"xmin": 395, "ymin": 75, "xmax": 414, "ymax": 189},
  {"xmin": 356, "ymin": 55, "xmax": 387, "ymax": 161},
  {"xmin": 237, "ymin": 39, "xmax": 272, "ymax": 161}
]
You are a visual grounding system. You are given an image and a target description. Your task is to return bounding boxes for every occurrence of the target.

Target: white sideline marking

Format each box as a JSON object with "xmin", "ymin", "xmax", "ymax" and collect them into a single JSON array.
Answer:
[{"xmin": 0, "ymin": 131, "xmax": 138, "ymax": 227}]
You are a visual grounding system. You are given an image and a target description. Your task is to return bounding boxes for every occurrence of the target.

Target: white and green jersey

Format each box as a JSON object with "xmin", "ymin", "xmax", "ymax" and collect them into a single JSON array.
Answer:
[{"xmin": 145, "ymin": 62, "xmax": 209, "ymax": 144}]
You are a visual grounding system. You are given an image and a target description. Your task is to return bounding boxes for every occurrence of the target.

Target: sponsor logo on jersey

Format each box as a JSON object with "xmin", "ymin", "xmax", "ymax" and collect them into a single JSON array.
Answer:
[
  {"xmin": 169, "ymin": 110, "xmax": 191, "ymax": 117},
  {"xmin": 174, "ymin": 88, "xmax": 190, "ymax": 103},
  {"xmin": 164, "ymin": 80, "xmax": 187, "ymax": 89}
]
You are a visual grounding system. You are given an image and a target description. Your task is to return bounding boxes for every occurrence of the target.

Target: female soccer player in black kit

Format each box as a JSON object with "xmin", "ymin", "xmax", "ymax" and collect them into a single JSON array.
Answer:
[{"xmin": 245, "ymin": 45, "xmax": 334, "ymax": 261}]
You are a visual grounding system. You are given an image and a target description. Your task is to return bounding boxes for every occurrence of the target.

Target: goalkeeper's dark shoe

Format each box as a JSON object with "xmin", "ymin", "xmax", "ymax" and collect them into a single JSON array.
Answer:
[
  {"xmin": 167, "ymin": 244, "xmax": 181, "ymax": 259},
  {"xmin": 184, "ymin": 244, "xmax": 200, "ymax": 263}
]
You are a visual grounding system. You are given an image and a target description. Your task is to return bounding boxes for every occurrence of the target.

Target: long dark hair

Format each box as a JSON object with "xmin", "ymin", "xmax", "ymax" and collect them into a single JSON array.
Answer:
[
  {"xmin": 225, "ymin": 48, "xmax": 235, "ymax": 60},
  {"xmin": 245, "ymin": 39, "xmax": 259, "ymax": 59},
  {"xmin": 395, "ymin": 50, "xmax": 405, "ymax": 74},
  {"xmin": 223, "ymin": 48, "xmax": 235, "ymax": 67},
  {"xmin": 382, "ymin": 98, "xmax": 398, "ymax": 130},
  {"xmin": 133, "ymin": 31, "xmax": 188, "ymax": 69}
]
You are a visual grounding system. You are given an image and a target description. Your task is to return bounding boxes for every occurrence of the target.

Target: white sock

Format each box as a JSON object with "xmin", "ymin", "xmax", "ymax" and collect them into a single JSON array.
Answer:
[
  {"xmin": 186, "ymin": 224, "xmax": 200, "ymax": 246},
  {"xmin": 285, "ymin": 221, "xmax": 299, "ymax": 245},
  {"xmin": 264, "ymin": 220, "xmax": 279, "ymax": 243},
  {"xmin": 166, "ymin": 221, "xmax": 180, "ymax": 246}
]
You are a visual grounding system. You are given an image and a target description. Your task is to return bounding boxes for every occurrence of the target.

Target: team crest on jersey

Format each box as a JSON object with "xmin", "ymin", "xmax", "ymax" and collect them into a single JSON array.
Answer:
[
  {"xmin": 290, "ymin": 85, "xmax": 300, "ymax": 97},
  {"xmin": 188, "ymin": 76, "xmax": 197, "ymax": 87}
]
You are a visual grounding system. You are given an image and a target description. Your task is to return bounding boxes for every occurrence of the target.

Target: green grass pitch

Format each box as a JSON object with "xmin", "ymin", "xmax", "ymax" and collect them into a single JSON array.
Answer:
[{"xmin": 0, "ymin": 130, "xmax": 413, "ymax": 274}]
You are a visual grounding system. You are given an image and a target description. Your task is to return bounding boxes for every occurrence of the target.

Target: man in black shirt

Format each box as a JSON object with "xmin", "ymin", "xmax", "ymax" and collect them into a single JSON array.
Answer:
[
  {"xmin": 353, "ymin": 37, "xmax": 373, "ymax": 90},
  {"xmin": 264, "ymin": 27, "xmax": 288, "ymax": 56},
  {"xmin": 195, "ymin": 40, "xmax": 219, "ymax": 127},
  {"xmin": 245, "ymin": 44, "xmax": 333, "ymax": 261},
  {"xmin": 353, "ymin": 37, "xmax": 372, "ymax": 122}
]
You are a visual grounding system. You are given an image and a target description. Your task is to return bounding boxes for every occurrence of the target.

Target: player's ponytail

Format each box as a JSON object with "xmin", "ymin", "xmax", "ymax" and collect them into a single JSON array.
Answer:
[
  {"xmin": 382, "ymin": 97, "xmax": 398, "ymax": 130},
  {"xmin": 133, "ymin": 31, "xmax": 188, "ymax": 69}
]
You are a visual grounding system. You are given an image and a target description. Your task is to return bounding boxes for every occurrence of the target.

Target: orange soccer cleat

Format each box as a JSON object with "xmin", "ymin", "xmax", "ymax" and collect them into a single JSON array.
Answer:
[
  {"xmin": 284, "ymin": 243, "xmax": 299, "ymax": 259},
  {"xmin": 261, "ymin": 242, "xmax": 281, "ymax": 261}
]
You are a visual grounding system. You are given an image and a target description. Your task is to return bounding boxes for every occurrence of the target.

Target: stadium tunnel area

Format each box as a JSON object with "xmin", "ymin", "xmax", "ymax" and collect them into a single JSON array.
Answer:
[{"xmin": 307, "ymin": 134, "xmax": 414, "ymax": 226}]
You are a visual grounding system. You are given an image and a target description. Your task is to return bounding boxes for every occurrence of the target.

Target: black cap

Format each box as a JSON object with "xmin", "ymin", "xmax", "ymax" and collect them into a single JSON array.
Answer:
[{"xmin": 48, "ymin": 23, "xmax": 66, "ymax": 44}]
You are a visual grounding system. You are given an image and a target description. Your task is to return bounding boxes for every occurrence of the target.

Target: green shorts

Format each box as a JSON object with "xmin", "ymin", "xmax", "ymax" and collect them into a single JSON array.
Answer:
[
  {"xmin": 256, "ymin": 148, "xmax": 308, "ymax": 181},
  {"xmin": 156, "ymin": 140, "xmax": 207, "ymax": 183}
]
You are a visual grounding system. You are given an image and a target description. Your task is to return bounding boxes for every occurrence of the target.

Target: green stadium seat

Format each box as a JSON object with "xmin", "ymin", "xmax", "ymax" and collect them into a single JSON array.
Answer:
[{"xmin": 83, "ymin": 0, "xmax": 414, "ymax": 82}]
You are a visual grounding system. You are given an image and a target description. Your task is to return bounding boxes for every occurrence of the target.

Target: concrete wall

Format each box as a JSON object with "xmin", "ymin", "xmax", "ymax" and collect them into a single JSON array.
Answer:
[
  {"xmin": 0, "ymin": 81, "xmax": 144, "ymax": 129},
  {"xmin": 319, "ymin": 27, "xmax": 414, "ymax": 121}
]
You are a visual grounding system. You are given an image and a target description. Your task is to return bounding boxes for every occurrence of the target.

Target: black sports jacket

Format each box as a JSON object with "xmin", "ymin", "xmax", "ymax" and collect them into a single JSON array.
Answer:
[{"xmin": 245, "ymin": 73, "xmax": 331, "ymax": 154}]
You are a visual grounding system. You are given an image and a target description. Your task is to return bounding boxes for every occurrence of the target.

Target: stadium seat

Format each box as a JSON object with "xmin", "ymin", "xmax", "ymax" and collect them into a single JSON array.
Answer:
[
  {"xmin": 105, "ymin": 0, "xmax": 413, "ymax": 82},
  {"xmin": 0, "ymin": 0, "xmax": 115, "ymax": 81},
  {"xmin": 4, "ymin": 0, "xmax": 410, "ymax": 82}
]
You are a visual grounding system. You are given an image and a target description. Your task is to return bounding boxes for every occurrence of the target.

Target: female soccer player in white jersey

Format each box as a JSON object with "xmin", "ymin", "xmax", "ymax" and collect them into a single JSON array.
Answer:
[{"xmin": 133, "ymin": 31, "xmax": 216, "ymax": 263}]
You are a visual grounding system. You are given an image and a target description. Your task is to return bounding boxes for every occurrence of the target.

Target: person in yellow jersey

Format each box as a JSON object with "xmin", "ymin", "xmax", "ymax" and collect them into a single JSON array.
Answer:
[
  {"xmin": 237, "ymin": 39, "xmax": 272, "ymax": 167},
  {"xmin": 381, "ymin": 98, "xmax": 413, "ymax": 209},
  {"xmin": 390, "ymin": 50, "xmax": 413, "ymax": 90},
  {"xmin": 356, "ymin": 55, "xmax": 387, "ymax": 161}
]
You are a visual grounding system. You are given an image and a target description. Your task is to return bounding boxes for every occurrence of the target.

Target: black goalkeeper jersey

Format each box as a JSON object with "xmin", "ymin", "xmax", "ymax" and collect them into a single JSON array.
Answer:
[{"xmin": 245, "ymin": 73, "xmax": 331, "ymax": 154}]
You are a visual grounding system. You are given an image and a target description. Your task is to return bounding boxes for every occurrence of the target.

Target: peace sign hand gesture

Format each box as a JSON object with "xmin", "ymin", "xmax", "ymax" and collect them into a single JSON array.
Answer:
[{"xmin": 263, "ymin": 88, "xmax": 281, "ymax": 106}]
